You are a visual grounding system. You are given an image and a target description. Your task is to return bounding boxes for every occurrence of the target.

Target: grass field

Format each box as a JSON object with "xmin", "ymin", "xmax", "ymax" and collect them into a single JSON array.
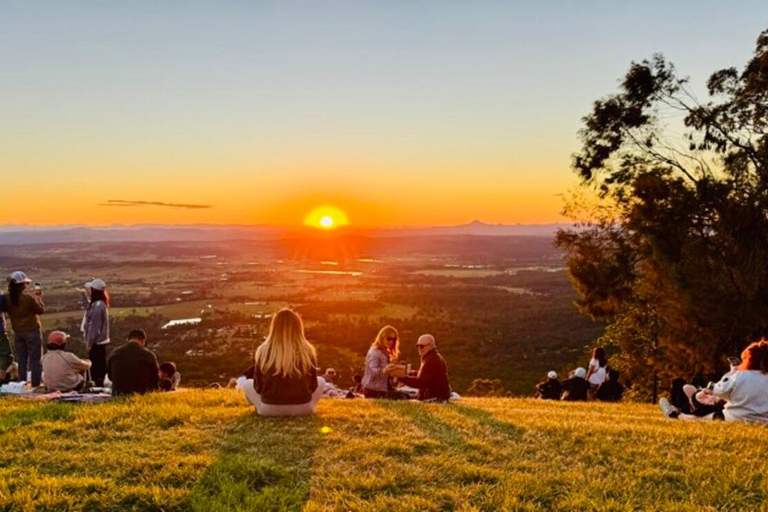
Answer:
[{"xmin": 2, "ymin": 391, "xmax": 767, "ymax": 511}]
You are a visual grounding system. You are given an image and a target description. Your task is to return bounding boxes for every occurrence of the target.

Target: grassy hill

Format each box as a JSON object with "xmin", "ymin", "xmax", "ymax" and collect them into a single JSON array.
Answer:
[{"xmin": 2, "ymin": 391, "xmax": 767, "ymax": 511}]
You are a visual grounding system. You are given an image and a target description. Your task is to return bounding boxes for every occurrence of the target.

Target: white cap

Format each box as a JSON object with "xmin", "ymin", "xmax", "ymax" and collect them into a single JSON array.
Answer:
[
  {"xmin": 574, "ymin": 367, "xmax": 587, "ymax": 379},
  {"xmin": 86, "ymin": 278, "xmax": 107, "ymax": 291},
  {"xmin": 547, "ymin": 371, "xmax": 557, "ymax": 379},
  {"xmin": 9, "ymin": 271, "xmax": 32, "ymax": 284}
]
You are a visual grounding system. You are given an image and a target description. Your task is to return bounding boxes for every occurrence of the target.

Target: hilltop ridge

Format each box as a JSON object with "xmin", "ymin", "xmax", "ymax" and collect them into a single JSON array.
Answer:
[{"xmin": 2, "ymin": 390, "xmax": 767, "ymax": 511}]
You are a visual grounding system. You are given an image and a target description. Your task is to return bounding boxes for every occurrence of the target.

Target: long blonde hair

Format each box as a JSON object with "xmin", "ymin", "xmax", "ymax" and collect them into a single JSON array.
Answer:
[
  {"xmin": 255, "ymin": 308, "xmax": 317, "ymax": 378},
  {"xmin": 372, "ymin": 325, "xmax": 400, "ymax": 361}
]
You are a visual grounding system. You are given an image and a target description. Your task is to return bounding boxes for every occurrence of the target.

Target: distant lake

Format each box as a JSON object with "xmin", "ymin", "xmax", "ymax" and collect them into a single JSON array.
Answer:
[
  {"xmin": 295, "ymin": 270, "xmax": 363, "ymax": 277},
  {"xmin": 162, "ymin": 317, "xmax": 202, "ymax": 329}
]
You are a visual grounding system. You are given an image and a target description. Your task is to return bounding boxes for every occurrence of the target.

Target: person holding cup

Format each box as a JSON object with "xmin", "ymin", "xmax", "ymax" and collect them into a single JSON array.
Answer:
[
  {"xmin": 361, "ymin": 325, "xmax": 400, "ymax": 399},
  {"xmin": 388, "ymin": 334, "xmax": 451, "ymax": 402},
  {"xmin": 2, "ymin": 272, "xmax": 45, "ymax": 387}
]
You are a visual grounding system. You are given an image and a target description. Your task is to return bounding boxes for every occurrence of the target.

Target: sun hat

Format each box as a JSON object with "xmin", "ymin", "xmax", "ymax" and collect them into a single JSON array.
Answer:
[
  {"xmin": 47, "ymin": 331, "xmax": 70, "ymax": 346},
  {"xmin": 574, "ymin": 367, "xmax": 587, "ymax": 379},
  {"xmin": 9, "ymin": 271, "xmax": 32, "ymax": 284},
  {"xmin": 547, "ymin": 371, "xmax": 557, "ymax": 379},
  {"xmin": 85, "ymin": 278, "xmax": 107, "ymax": 291}
]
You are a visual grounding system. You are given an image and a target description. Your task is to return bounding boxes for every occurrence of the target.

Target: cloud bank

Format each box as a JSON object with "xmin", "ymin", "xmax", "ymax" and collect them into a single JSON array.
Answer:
[{"xmin": 99, "ymin": 200, "xmax": 212, "ymax": 210}]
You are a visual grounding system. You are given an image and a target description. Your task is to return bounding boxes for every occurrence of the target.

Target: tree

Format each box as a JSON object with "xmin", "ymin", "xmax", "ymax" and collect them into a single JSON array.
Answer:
[{"xmin": 557, "ymin": 29, "xmax": 768, "ymax": 399}]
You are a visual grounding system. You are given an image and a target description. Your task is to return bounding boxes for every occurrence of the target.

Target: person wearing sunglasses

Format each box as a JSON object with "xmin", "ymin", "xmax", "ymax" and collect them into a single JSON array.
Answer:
[
  {"xmin": 388, "ymin": 334, "xmax": 451, "ymax": 402},
  {"xmin": 361, "ymin": 326, "xmax": 400, "ymax": 398}
]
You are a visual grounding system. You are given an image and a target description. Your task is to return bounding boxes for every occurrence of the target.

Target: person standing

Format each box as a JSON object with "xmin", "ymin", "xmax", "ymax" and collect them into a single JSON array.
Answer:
[
  {"xmin": 361, "ymin": 325, "xmax": 400, "ymax": 398},
  {"xmin": 389, "ymin": 334, "xmax": 451, "ymax": 402},
  {"xmin": 108, "ymin": 329, "xmax": 159, "ymax": 396},
  {"xmin": 0, "ymin": 290, "xmax": 13, "ymax": 383},
  {"xmin": 3, "ymin": 272, "xmax": 45, "ymax": 387},
  {"xmin": 83, "ymin": 278, "xmax": 110, "ymax": 386}
]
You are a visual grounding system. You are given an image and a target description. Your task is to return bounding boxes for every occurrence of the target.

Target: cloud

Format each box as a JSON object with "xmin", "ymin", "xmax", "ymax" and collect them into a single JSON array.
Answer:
[{"xmin": 99, "ymin": 200, "xmax": 212, "ymax": 210}]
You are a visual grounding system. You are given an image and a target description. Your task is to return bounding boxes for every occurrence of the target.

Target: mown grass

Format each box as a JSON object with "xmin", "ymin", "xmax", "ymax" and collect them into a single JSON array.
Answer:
[{"xmin": 1, "ymin": 392, "xmax": 768, "ymax": 511}]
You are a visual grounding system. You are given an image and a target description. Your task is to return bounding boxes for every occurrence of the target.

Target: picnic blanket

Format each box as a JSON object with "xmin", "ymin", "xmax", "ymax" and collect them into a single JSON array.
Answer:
[{"xmin": 0, "ymin": 384, "xmax": 113, "ymax": 403}]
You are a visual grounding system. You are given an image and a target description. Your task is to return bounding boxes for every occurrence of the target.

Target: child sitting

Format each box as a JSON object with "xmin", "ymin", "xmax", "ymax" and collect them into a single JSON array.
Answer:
[{"xmin": 158, "ymin": 362, "xmax": 181, "ymax": 391}]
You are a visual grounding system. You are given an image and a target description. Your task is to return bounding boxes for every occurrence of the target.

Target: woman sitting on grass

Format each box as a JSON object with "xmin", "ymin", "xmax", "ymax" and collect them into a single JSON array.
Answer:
[
  {"xmin": 660, "ymin": 340, "xmax": 768, "ymax": 423},
  {"xmin": 241, "ymin": 308, "xmax": 324, "ymax": 416},
  {"xmin": 361, "ymin": 325, "xmax": 399, "ymax": 399}
]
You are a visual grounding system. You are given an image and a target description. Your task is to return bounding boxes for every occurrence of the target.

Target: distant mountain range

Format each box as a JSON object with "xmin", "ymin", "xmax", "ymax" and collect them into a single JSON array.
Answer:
[{"xmin": 0, "ymin": 221, "xmax": 571, "ymax": 244}]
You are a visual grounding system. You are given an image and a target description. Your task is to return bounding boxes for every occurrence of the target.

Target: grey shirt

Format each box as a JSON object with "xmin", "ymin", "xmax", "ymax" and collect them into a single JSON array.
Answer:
[
  {"xmin": 84, "ymin": 300, "xmax": 110, "ymax": 347},
  {"xmin": 361, "ymin": 346, "xmax": 390, "ymax": 393}
]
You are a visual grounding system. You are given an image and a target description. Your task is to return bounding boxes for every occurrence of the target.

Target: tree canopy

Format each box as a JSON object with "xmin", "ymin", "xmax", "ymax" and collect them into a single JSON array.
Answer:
[{"xmin": 557, "ymin": 29, "xmax": 768, "ymax": 397}]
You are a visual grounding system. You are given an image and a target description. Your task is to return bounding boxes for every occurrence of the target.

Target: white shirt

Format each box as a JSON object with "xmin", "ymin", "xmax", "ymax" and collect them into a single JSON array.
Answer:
[
  {"xmin": 713, "ymin": 370, "xmax": 768, "ymax": 423},
  {"xmin": 588, "ymin": 358, "xmax": 606, "ymax": 385}
]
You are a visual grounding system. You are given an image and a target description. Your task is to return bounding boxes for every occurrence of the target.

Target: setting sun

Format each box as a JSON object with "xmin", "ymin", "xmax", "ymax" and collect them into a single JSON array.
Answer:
[{"xmin": 304, "ymin": 206, "xmax": 349, "ymax": 230}]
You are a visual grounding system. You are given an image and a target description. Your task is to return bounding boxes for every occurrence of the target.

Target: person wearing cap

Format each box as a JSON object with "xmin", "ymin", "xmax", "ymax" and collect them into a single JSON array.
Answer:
[
  {"xmin": 2, "ymin": 271, "xmax": 45, "ymax": 387},
  {"xmin": 561, "ymin": 367, "xmax": 590, "ymax": 401},
  {"xmin": 0, "ymin": 291, "xmax": 13, "ymax": 383},
  {"xmin": 83, "ymin": 278, "xmax": 110, "ymax": 387},
  {"xmin": 535, "ymin": 371, "xmax": 563, "ymax": 400},
  {"xmin": 41, "ymin": 331, "xmax": 92, "ymax": 392},
  {"xmin": 387, "ymin": 334, "xmax": 451, "ymax": 402},
  {"xmin": 108, "ymin": 329, "xmax": 159, "ymax": 396}
]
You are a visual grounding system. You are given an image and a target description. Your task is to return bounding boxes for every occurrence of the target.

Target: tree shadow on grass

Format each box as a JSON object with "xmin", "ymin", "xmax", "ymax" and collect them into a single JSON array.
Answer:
[
  {"xmin": 188, "ymin": 410, "xmax": 322, "ymax": 512},
  {"xmin": 449, "ymin": 403, "xmax": 525, "ymax": 441}
]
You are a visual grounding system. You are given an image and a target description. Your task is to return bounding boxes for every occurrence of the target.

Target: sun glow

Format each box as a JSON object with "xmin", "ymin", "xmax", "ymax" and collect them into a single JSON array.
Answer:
[{"xmin": 304, "ymin": 206, "xmax": 349, "ymax": 230}]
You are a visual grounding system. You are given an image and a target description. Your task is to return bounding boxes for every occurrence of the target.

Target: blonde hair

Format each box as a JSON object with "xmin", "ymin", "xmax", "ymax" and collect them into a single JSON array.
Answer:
[
  {"xmin": 372, "ymin": 325, "xmax": 400, "ymax": 361},
  {"xmin": 255, "ymin": 308, "xmax": 317, "ymax": 378}
]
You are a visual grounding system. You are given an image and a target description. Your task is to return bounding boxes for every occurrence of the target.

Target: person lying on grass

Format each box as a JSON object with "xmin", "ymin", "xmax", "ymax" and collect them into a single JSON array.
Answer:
[
  {"xmin": 660, "ymin": 340, "xmax": 768, "ymax": 423},
  {"xmin": 42, "ymin": 331, "xmax": 92, "ymax": 392},
  {"xmin": 241, "ymin": 308, "xmax": 325, "ymax": 416},
  {"xmin": 387, "ymin": 334, "xmax": 451, "ymax": 402}
]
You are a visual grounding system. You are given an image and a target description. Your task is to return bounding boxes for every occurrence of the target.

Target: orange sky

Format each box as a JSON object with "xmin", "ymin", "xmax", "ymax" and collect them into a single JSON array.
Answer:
[{"xmin": 2, "ymin": 3, "xmax": 763, "ymax": 227}]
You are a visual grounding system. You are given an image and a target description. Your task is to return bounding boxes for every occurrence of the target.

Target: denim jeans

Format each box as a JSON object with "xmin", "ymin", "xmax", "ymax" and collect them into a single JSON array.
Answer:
[{"xmin": 15, "ymin": 329, "xmax": 42, "ymax": 387}]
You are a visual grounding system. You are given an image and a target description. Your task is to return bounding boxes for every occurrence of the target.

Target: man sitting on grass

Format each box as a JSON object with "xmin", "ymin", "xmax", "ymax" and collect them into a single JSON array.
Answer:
[
  {"xmin": 41, "ymin": 331, "xmax": 92, "ymax": 392},
  {"xmin": 387, "ymin": 334, "xmax": 451, "ymax": 402},
  {"xmin": 561, "ymin": 367, "xmax": 590, "ymax": 401},
  {"xmin": 108, "ymin": 329, "xmax": 159, "ymax": 396}
]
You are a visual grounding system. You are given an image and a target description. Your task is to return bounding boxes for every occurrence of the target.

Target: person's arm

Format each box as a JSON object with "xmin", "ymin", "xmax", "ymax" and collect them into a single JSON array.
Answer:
[
  {"xmin": 712, "ymin": 371, "xmax": 738, "ymax": 401},
  {"xmin": 87, "ymin": 302, "xmax": 107, "ymax": 347},
  {"xmin": 70, "ymin": 354, "xmax": 92, "ymax": 372},
  {"xmin": 147, "ymin": 352, "xmax": 160, "ymax": 390},
  {"xmin": 29, "ymin": 294, "xmax": 45, "ymax": 314},
  {"xmin": 308, "ymin": 365, "xmax": 318, "ymax": 392},
  {"xmin": 365, "ymin": 350, "xmax": 388, "ymax": 380}
]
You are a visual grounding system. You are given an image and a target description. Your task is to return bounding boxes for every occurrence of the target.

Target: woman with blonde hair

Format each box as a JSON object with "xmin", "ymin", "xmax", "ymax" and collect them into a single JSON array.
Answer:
[
  {"xmin": 241, "ymin": 308, "xmax": 324, "ymax": 416},
  {"xmin": 361, "ymin": 325, "xmax": 400, "ymax": 398}
]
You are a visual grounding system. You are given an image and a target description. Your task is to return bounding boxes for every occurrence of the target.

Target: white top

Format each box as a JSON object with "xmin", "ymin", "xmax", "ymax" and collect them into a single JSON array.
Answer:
[
  {"xmin": 587, "ymin": 358, "xmax": 606, "ymax": 385},
  {"xmin": 713, "ymin": 370, "xmax": 768, "ymax": 423}
]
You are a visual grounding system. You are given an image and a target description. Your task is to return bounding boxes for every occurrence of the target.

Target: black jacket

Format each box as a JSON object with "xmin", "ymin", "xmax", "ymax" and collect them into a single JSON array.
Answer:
[
  {"xmin": 536, "ymin": 378, "xmax": 562, "ymax": 400},
  {"xmin": 399, "ymin": 349, "xmax": 451, "ymax": 401},
  {"xmin": 256, "ymin": 364, "xmax": 319, "ymax": 405},
  {"xmin": 561, "ymin": 376, "xmax": 589, "ymax": 401},
  {"xmin": 108, "ymin": 342, "xmax": 159, "ymax": 396}
]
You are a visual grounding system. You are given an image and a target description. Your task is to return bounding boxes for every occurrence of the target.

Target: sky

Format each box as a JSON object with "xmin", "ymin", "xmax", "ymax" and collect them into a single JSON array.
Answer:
[{"xmin": 1, "ymin": 1, "xmax": 766, "ymax": 227}]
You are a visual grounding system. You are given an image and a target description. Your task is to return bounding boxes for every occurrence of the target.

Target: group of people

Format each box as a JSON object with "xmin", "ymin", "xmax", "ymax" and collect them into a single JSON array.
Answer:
[
  {"xmin": 535, "ymin": 347, "xmax": 624, "ymax": 402},
  {"xmin": 659, "ymin": 339, "xmax": 768, "ymax": 424},
  {"xmin": 237, "ymin": 309, "xmax": 453, "ymax": 416},
  {"xmin": 0, "ymin": 271, "xmax": 180, "ymax": 396}
]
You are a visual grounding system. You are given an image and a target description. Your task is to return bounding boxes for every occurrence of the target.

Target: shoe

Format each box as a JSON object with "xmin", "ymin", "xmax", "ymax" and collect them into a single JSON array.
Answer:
[{"xmin": 659, "ymin": 397, "xmax": 679, "ymax": 418}]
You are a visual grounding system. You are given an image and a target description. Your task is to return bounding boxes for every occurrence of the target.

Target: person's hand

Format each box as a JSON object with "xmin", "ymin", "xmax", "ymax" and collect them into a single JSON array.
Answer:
[
  {"xmin": 700, "ymin": 388, "xmax": 714, "ymax": 396},
  {"xmin": 386, "ymin": 363, "xmax": 406, "ymax": 378}
]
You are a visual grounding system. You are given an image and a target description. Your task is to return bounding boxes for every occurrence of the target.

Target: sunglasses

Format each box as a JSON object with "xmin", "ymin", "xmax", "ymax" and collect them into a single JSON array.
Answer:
[
  {"xmin": 417, "ymin": 343, "xmax": 430, "ymax": 348},
  {"xmin": 386, "ymin": 336, "xmax": 398, "ymax": 342}
]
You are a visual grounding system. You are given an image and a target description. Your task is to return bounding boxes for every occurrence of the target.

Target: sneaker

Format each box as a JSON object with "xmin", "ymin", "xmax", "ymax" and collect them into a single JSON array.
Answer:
[{"xmin": 659, "ymin": 397, "xmax": 679, "ymax": 418}]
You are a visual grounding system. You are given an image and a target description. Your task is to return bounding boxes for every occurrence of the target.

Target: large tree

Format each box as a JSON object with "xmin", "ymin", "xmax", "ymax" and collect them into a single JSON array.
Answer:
[{"xmin": 557, "ymin": 29, "xmax": 768, "ymax": 398}]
